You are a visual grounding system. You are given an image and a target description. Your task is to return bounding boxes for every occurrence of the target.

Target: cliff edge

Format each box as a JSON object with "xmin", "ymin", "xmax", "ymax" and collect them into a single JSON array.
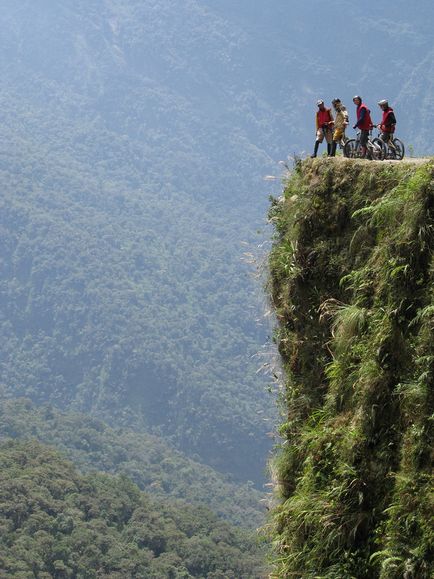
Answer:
[{"xmin": 267, "ymin": 158, "xmax": 433, "ymax": 578}]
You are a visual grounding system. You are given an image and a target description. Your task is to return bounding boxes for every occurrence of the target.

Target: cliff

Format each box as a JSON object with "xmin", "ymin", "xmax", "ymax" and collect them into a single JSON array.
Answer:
[{"xmin": 267, "ymin": 158, "xmax": 433, "ymax": 578}]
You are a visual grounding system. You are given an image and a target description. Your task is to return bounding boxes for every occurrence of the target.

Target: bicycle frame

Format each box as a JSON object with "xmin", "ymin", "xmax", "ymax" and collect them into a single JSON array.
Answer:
[
  {"xmin": 376, "ymin": 131, "xmax": 405, "ymax": 160},
  {"xmin": 344, "ymin": 129, "xmax": 385, "ymax": 160}
]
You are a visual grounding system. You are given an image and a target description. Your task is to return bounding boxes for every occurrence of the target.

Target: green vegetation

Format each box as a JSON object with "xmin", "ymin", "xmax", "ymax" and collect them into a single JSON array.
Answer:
[
  {"xmin": 0, "ymin": 397, "xmax": 265, "ymax": 529},
  {"xmin": 267, "ymin": 159, "xmax": 433, "ymax": 578},
  {"xmin": 0, "ymin": 439, "xmax": 266, "ymax": 578},
  {"xmin": 0, "ymin": 128, "xmax": 271, "ymax": 483},
  {"xmin": 0, "ymin": 0, "xmax": 279, "ymax": 485},
  {"xmin": 0, "ymin": 0, "xmax": 432, "ymax": 487}
]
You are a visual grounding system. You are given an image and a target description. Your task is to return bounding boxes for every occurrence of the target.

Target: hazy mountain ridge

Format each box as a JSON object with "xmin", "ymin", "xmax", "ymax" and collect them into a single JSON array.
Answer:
[{"xmin": 0, "ymin": 136, "xmax": 270, "ymax": 482}]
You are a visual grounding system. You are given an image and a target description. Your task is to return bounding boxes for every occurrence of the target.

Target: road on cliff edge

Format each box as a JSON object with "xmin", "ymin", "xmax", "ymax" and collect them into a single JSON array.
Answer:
[{"xmin": 330, "ymin": 157, "xmax": 432, "ymax": 165}]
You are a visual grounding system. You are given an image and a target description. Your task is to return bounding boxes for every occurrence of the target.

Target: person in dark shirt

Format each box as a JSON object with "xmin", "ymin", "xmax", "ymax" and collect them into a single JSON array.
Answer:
[
  {"xmin": 377, "ymin": 99, "xmax": 397, "ymax": 145},
  {"xmin": 352, "ymin": 95, "xmax": 373, "ymax": 158}
]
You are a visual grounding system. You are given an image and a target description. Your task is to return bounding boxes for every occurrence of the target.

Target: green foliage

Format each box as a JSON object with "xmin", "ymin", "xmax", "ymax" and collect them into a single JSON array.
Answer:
[
  {"xmin": 0, "ymin": 397, "xmax": 265, "ymax": 529},
  {"xmin": 0, "ymin": 0, "xmax": 281, "ymax": 485},
  {"xmin": 267, "ymin": 159, "xmax": 434, "ymax": 577},
  {"xmin": 0, "ymin": 0, "xmax": 432, "ymax": 487},
  {"xmin": 0, "ymin": 113, "xmax": 273, "ymax": 483},
  {"xmin": 0, "ymin": 439, "xmax": 266, "ymax": 578}
]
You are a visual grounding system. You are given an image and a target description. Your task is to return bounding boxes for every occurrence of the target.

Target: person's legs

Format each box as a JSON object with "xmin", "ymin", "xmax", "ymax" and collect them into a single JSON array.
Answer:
[
  {"xmin": 326, "ymin": 129, "xmax": 333, "ymax": 156},
  {"xmin": 330, "ymin": 128, "xmax": 342, "ymax": 157},
  {"xmin": 360, "ymin": 130, "xmax": 369, "ymax": 158},
  {"xmin": 381, "ymin": 132, "xmax": 394, "ymax": 148},
  {"xmin": 312, "ymin": 128, "xmax": 324, "ymax": 157}
]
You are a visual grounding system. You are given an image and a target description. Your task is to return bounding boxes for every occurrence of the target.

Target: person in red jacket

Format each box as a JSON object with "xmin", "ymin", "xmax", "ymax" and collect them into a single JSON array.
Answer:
[
  {"xmin": 376, "ymin": 99, "xmax": 397, "ymax": 145},
  {"xmin": 352, "ymin": 95, "xmax": 373, "ymax": 158},
  {"xmin": 311, "ymin": 100, "xmax": 334, "ymax": 157}
]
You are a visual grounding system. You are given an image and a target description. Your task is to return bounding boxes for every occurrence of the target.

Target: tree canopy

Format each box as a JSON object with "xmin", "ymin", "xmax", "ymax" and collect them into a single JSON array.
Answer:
[{"xmin": 0, "ymin": 439, "xmax": 266, "ymax": 578}]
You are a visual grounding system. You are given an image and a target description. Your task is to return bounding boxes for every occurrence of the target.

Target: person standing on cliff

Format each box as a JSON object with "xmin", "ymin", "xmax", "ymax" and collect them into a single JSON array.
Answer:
[
  {"xmin": 311, "ymin": 100, "xmax": 334, "ymax": 158},
  {"xmin": 376, "ymin": 99, "xmax": 397, "ymax": 146},
  {"xmin": 352, "ymin": 95, "xmax": 373, "ymax": 158},
  {"xmin": 330, "ymin": 98, "xmax": 349, "ymax": 157}
]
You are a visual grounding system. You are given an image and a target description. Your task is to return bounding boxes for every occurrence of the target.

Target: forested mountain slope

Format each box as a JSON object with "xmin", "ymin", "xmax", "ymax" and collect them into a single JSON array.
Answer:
[
  {"xmin": 0, "ymin": 135, "xmax": 269, "ymax": 483},
  {"xmin": 0, "ymin": 0, "xmax": 277, "ymax": 484},
  {"xmin": 0, "ymin": 439, "xmax": 265, "ymax": 578},
  {"xmin": 268, "ymin": 159, "xmax": 433, "ymax": 578},
  {"xmin": 0, "ymin": 0, "xmax": 433, "ymax": 488},
  {"xmin": 0, "ymin": 398, "xmax": 265, "ymax": 529}
]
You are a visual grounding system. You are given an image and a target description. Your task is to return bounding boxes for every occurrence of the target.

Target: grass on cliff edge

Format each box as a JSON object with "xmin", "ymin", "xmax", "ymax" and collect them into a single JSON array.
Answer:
[{"xmin": 266, "ymin": 158, "xmax": 434, "ymax": 578}]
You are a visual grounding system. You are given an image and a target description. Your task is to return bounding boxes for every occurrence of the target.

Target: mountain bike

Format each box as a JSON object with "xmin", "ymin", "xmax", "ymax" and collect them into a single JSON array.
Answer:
[
  {"xmin": 381, "ymin": 134, "xmax": 405, "ymax": 160},
  {"xmin": 344, "ymin": 129, "xmax": 386, "ymax": 160}
]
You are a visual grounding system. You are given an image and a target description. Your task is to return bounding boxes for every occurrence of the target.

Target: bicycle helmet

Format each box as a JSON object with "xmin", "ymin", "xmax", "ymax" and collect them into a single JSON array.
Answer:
[
  {"xmin": 378, "ymin": 99, "xmax": 389, "ymax": 107},
  {"xmin": 332, "ymin": 98, "xmax": 341, "ymax": 105},
  {"xmin": 316, "ymin": 99, "xmax": 324, "ymax": 106},
  {"xmin": 353, "ymin": 95, "xmax": 362, "ymax": 102}
]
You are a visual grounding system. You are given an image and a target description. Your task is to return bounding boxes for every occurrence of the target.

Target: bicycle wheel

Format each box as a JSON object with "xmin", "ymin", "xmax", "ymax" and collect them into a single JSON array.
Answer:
[
  {"xmin": 371, "ymin": 138, "xmax": 386, "ymax": 161},
  {"xmin": 392, "ymin": 138, "xmax": 405, "ymax": 160},
  {"xmin": 344, "ymin": 139, "xmax": 359, "ymax": 159}
]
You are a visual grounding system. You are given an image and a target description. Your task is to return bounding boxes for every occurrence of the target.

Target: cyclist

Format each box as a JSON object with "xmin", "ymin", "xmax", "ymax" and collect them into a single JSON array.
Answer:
[
  {"xmin": 352, "ymin": 95, "xmax": 373, "ymax": 158},
  {"xmin": 376, "ymin": 99, "xmax": 397, "ymax": 147},
  {"xmin": 311, "ymin": 100, "xmax": 334, "ymax": 157},
  {"xmin": 330, "ymin": 98, "xmax": 349, "ymax": 157}
]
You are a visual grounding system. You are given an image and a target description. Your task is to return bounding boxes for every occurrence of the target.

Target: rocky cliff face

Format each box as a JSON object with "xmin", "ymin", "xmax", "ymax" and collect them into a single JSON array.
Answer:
[{"xmin": 267, "ymin": 158, "xmax": 433, "ymax": 578}]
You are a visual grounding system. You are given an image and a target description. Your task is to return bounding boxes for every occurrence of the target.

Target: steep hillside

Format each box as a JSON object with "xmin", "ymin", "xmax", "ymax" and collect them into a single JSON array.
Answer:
[
  {"xmin": 267, "ymin": 159, "xmax": 433, "ymax": 578},
  {"xmin": 0, "ymin": 136, "xmax": 271, "ymax": 483},
  {"xmin": 0, "ymin": 0, "xmax": 276, "ymax": 485},
  {"xmin": 0, "ymin": 439, "xmax": 266, "ymax": 578},
  {"xmin": 0, "ymin": 397, "xmax": 265, "ymax": 529}
]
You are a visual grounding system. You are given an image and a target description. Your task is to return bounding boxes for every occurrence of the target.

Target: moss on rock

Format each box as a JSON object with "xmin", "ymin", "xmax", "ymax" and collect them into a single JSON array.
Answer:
[{"xmin": 267, "ymin": 158, "xmax": 434, "ymax": 578}]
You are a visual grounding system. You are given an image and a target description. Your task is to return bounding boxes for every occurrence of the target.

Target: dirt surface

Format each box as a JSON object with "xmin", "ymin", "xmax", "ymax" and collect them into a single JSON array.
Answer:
[
  {"xmin": 310, "ymin": 156, "xmax": 432, "ymax": 165},
  {"xmin": 380, "ymin": 157, "xmax": 432, "ymax": 165}
]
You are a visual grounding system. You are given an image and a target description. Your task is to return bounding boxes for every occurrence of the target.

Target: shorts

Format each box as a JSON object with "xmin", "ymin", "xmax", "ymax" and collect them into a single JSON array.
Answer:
[
  {"xmin": 333, "ymin": 128, "xmax": 345, "ymax": 142},
  {"xmin": 380, "ymin": 132, "xmax": 393, "ymax": 143},
  {"xmin": 316, "ymin": 128, "xmax": 333, "ymax": 144},
  {"xmin": 360, "ymin": 130, "xmax": 369, "ymax": 147}
]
